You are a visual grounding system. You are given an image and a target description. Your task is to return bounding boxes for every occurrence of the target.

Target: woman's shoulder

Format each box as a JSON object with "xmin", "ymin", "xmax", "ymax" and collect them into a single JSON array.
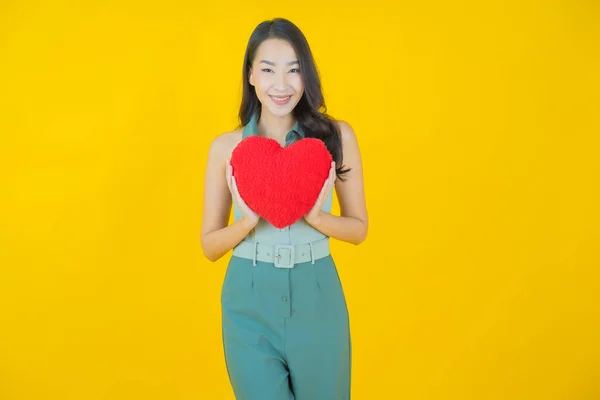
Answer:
[
  {"xmin": 208, "ymin": 128, "xmax": 244, "ymax": 160},
  {"xmin": 333, "ymin": 119, "xmax": 357, "ymax": 142}
]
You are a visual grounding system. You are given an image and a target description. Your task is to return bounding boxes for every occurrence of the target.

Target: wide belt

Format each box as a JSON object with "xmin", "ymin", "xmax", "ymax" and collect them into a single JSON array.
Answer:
[{"xmin": 231, "ymin": 237, "xmax": 330, "ymax": 268}]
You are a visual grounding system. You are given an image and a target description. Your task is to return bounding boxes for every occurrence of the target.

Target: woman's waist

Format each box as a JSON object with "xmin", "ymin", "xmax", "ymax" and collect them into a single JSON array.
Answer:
[{"xmin": 232, "ymin": 237, "xmax": 330, "ymax": 268}]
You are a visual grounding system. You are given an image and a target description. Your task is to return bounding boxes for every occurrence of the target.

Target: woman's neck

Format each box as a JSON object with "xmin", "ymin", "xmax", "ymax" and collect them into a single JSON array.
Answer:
[{"xmin": 257, "ymin": 111, "xmax": 296, "ymax": 142}]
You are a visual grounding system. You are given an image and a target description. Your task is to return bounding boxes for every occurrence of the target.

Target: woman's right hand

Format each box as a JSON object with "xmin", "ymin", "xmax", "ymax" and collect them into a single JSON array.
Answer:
[{"xmin": 226, "ymin": 159, "xmax": 260, "ymax": 228}]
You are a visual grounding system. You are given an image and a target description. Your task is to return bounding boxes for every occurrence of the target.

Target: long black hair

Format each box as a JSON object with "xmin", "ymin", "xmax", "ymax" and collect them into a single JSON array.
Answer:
[{"xmin": 238, "ymin": 18, "xmax": 351, "ymax": 182}]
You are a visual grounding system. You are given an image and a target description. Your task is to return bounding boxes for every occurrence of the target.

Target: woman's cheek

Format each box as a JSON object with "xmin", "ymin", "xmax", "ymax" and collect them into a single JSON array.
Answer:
[
  {"xmin": 290, "ymin": 75, "xmax": 303, "ymax": 91},
  {"xmin": 257, "ymin": 74, "xmax": 273, "ymax": 88}
]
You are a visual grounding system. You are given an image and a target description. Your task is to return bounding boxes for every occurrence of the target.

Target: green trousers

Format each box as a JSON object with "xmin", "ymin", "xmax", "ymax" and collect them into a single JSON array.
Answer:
[{"xmin": 221, "ymin": 254, "xmax": 351, "ymax": 399}]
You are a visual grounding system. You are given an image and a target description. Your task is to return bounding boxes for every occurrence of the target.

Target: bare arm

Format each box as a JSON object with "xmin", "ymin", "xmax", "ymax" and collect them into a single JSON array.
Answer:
[
  {"xmin": 305, "ymin": 121, "xmax": 369, "ymax": 245},
  {"xmin": 200, "ymin": 134, "xmax": 256, "ymax": 262}
]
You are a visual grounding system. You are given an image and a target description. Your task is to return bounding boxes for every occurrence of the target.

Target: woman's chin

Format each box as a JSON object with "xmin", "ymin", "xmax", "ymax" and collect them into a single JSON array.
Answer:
[{"xmin": 262, "ymin": 100, "xmax": 298, "ymax": 117}]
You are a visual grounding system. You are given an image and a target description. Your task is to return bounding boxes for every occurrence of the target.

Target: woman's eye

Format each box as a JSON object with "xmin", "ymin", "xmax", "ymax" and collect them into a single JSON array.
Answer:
[
  {"xmin": 290, "ymin": 68, "xmax": 300, "ymax": 73},
  {"xmin": 261, "ymin": 68, "xmax": 273, "ymax": 73}
]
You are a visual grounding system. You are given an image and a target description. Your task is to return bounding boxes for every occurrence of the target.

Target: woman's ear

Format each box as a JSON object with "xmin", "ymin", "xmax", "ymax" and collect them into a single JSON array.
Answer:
[{"xmin": 248, "ymin": 69, "xmax": 254, "ymax": 86}]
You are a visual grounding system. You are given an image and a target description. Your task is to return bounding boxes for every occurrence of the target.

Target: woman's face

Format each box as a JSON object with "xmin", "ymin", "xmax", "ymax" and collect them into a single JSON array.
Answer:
[{"xmin": 249, "ymin": 38, "xmax": 304, "ymax": 118}]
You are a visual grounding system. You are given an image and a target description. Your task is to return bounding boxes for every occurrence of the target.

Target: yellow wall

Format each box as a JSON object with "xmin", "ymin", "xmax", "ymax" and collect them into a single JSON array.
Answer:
[{"xmin": 1, "ymin": 1, "xmax": 598, "ymax": 399}]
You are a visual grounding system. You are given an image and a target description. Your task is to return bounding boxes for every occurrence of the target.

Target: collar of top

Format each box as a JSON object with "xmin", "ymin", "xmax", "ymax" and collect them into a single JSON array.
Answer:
[{"xmin": 242, "ymin": 111, "xmax": 305, "ymax": 140}]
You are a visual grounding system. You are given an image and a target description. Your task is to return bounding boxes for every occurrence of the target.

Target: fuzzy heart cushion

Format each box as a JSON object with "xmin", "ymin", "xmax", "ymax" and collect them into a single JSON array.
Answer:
[{"xmin": 230, "ymin": 135, "xmax": 333, "ymax": 229}]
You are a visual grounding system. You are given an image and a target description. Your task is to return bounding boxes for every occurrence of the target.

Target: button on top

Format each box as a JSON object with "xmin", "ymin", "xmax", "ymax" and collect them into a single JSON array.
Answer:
[{"xmin": 281, "ymin": 296, "xmax": 288, "ymax": 302}]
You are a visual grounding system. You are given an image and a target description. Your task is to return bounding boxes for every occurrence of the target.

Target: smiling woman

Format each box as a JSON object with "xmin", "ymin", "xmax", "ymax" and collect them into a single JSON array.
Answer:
[
  {"xmin": 200, "ymin": 17, "xmax": 368, "ymax": 400},
  {"xmin": 249, "ymin": 48, "xmax": 304, "ymax": 113}
]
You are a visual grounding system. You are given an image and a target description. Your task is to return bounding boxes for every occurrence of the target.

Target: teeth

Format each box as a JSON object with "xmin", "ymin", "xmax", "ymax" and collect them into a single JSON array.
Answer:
[{"xmin": 272, "ymin": 96, "xmax": 290, "ymax": 100}]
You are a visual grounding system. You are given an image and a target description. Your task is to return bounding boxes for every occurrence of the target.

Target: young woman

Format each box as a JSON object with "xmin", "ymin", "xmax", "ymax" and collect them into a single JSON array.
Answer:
[{"xmin": 201, "ymin": 18, "xmax": 368, "ymax": 400}]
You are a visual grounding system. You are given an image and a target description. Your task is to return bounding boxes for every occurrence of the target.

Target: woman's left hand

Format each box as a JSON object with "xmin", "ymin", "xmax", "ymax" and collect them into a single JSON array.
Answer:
[{"xmin": 304, "ymin": 161, "xmax": 336, "ymax": 226}]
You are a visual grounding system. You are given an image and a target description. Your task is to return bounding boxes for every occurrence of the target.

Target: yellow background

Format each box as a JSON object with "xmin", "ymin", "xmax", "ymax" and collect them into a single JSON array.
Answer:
[{"xmin": 1, "ymin": 1, "xmax": 599, "ymax": 399}]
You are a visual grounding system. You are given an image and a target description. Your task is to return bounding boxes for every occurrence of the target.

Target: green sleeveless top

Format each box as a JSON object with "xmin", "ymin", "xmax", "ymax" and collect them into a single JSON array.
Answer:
[{"xmin": 232, "ymin": 111, "xmax": 333, "ymax": 245}]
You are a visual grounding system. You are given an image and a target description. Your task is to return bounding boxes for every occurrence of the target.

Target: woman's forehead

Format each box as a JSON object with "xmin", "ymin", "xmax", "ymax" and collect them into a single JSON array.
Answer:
[{"xmin": 255, "ymin": 39, "xmax": 297, "ymax": 62}]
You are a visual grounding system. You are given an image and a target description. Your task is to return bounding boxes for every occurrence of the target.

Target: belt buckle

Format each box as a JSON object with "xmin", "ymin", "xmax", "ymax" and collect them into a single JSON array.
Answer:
[{"xmin": 273, "ymin": 244, "xmax": 295, "ymax": 268}]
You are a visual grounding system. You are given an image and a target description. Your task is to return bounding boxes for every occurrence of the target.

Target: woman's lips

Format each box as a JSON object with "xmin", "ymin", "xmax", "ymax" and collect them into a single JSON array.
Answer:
[{"xmin": 270, "ymin": 95, "xmax": 292, "ymax": 105}]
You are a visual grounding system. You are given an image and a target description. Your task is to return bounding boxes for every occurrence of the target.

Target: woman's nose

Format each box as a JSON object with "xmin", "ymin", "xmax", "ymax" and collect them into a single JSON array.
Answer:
[{"xmin": 275, "ymin": 72, "xmax": 287, "ymax": 89}]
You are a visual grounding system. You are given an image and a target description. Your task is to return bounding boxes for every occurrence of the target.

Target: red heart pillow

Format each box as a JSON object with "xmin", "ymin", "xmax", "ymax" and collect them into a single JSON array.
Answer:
[{"xmin": 230, "ymin": 136, "xmax": 333, "ymax": 228}]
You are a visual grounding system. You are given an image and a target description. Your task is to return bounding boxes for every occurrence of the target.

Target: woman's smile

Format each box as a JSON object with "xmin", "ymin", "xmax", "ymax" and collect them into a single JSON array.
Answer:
[{"xmin": 269, "ymin": 95, "xmax": 292, "ymax": 105}]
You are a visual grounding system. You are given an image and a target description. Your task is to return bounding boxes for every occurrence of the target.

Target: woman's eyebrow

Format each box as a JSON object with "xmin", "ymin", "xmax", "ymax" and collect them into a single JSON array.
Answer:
[{"xmin": 260, "ymin": 60, "xmax": 299, "ymax": 66}]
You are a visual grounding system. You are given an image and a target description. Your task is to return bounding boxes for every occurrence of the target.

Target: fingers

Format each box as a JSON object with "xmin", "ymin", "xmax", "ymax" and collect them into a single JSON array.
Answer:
[
  {"xmin": 328, "ymin": 161, "xmax": 336, "ymax": 185},
  {"xmin": 310, "ymin": 162, "xmax": 335, "ymax": 214},
  {"xmin": 232, "ymin": 176, "xmax": 257, "ymax": 219},
  {"xmin": 322, "ymin": 178, "xmax": 329, "ymax": 194},
  {"xmin": 231, "ymin": 175, "xmax": 239, "ymax": 197},
  {"xmin": 225, "ymin": 164, "xmax": 232, "ymax": 192},
  {"xmin": 317, "ymin": 178, "xmax": 328, "ymax": 203},
  {"xmin": 232, "ymin": 176, "xmax": 247, "ymax": 207},
  {"xmin": 330, "ymin": 161, "xmax": 336, "ymax": 182},
  {"xmin": 229, "ymin": 166, "xmax": 254, "ymax": 217},
  {"xmin": 226, "ymin": 159, "xmax": 233, "ymax": 177},
  {"xmin": 226, "ymin": 160, "xmax": 235, "ymax": 193},
  {"xmin": 231, "ymin": 176, "xmax": 246, "ymax": 211}
]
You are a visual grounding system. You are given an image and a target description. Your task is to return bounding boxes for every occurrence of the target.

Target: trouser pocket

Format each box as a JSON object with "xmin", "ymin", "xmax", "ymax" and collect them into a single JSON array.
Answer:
[{"xmin": 221, "ymin": 256, "xmax": 254, "ymax": 305}]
